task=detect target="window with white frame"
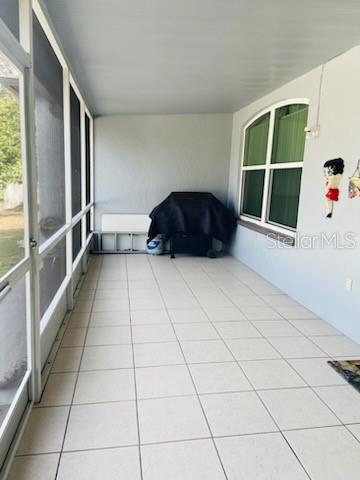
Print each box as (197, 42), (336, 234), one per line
(239, 101), (309, 233)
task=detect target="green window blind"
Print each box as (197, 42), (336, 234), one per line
(241, 170), (265, 219)
(271, 104), (308, 164)
(243, 113), (270, 166)
(268, 168), (302, 229)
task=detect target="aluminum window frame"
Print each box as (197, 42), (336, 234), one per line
(238, 98), (309, 237)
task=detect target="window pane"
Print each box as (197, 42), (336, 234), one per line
(0, 277), (27, 427)
(33, 14), (65, 244)
(241, 170), (265, 219)
(0, 0), (19, 40)
(268, 168), (302, 229)
(72, 220), (81, 261)
(70, 86), (81, 216)
(85, 114), (91, 205)
(0, 51), (24, 278)
(271, 104), (308, 164)
(243, 113), (269, 166)
(40, 238), (66, 317)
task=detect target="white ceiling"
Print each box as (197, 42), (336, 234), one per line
(43, 0), (360, 116)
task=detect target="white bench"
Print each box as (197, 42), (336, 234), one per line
(94, 214), (151, 252)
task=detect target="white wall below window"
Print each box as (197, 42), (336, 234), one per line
(94, 114), (232, 229)
(228, 46), (360, 342)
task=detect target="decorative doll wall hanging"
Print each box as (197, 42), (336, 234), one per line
(323, 158), (344, 218)
(349, 160), (360, 199)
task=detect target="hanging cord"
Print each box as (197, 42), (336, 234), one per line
(315, 63), (325, 127)
(305, 63), (324, 137)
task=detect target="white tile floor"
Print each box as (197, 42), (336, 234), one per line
(8, 254), (360, 480)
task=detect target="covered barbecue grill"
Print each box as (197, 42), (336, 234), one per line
(148, 192), (236, 257)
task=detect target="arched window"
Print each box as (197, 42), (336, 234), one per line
(240, 101), (309, 232)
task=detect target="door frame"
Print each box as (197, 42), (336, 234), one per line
(0, 0), (41, 470)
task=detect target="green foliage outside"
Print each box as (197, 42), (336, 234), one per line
(0, 84), (24, 277)
(0, 85), (21, 200)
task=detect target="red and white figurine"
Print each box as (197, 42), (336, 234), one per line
(323, 158), (344, 218)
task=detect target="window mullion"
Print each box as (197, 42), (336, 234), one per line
(237, 126), (247, 215)
(242, 165), (266, 171)
(270, 161), (303, 170)
(260, 109), (275, 224)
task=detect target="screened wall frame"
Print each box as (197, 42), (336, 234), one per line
(69, 75), (94, 270)
(238, 98), (309, 237)
(0, 1), (95, 476)
(0, 0), (39, 474)
(34, 0), (71, 328)
(33, 9), (93, 326)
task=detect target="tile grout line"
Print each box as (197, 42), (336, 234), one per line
(208, 260), (346, 361)
(230, 283), (347, 362)
(217, 266), (319, 480)
(209, 263), (360, 454)
(53, 256), (103, 480)
(56, 342), (333, 358)
(15, 422), (360, 459)
(171, 258), (306, 476)
(125, 255), (144, 480)
(174, 257), (313, 480)
(35, 380), (356, 410)
(80, 255), (360, 450)
(201, 261), (342, 371)
(59, 259), (358, 414)
(30, 255), (360, 477)
(49, 360), (352, 386)
(210, 265), (358, 473)
(146, 255), (230, 480)
(269, 353), (360, 446)
(217, 278), (360, 443)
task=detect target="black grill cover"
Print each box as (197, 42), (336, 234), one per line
(148, 192), (236, 243)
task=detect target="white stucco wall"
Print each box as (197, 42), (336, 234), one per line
(94, 113), (232, 229)
(228, 46), (360, 342)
